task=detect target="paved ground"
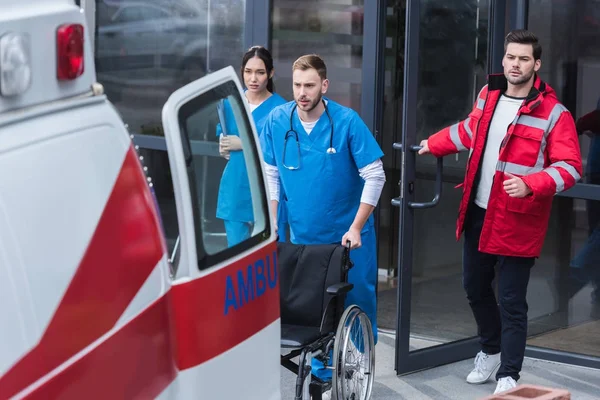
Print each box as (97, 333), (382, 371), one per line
(281, 332), (600, 400)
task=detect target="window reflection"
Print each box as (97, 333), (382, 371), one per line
(94, 0), (245, 137)
(179, 83), (269, 259)
(527, 199), (600, 358)
(270, 0), (364, 110)
(526, 0), (600, 358)
(417, 0), (488, 173)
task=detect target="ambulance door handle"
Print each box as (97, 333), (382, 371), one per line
(390, 143), (443, 209)
(169, 236), (180, 265)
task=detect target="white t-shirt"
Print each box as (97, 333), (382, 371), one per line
(299, 100), (327, 134)
(300, 120), (318, 134)
(474, 94), (524, 209)
(244, 93), (264, 112)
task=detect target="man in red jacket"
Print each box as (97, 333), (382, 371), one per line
(418, 30), (582, 394)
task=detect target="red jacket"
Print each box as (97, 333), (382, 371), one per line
(428, 74), (582, 257)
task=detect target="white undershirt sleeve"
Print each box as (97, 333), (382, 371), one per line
(358, 159), (386, 206)
(265, 158), (384, 205)
(264, 163), (280, 201)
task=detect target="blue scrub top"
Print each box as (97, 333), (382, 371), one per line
(216, 93), (286, 222)
(260, 98), (384, 244)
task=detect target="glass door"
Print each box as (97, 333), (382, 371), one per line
(391, 0), (491, 374)
(522, 0), (600, 365)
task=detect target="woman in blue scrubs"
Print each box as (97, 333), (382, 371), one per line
(217, 46), (287, 247)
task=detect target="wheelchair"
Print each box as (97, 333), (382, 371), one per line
(278, 242), (375, 400)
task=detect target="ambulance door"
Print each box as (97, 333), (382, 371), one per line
(160, 65), (273, 278)
(159, 66), (280, 400)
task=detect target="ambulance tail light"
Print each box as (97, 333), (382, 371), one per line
(56, 24), (84, 81)
(0, 33), (32, 96)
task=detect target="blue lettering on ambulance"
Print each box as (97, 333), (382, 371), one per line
(238, 266), (255, 305)
(255, 259), (266, 298)
(223, 250), (278, 315)
(267, 251), (277, 289)
(224, 276), (238, 314)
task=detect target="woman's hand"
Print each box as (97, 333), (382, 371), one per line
(219, 135), (230, 160)
(220, 135), (243, 152)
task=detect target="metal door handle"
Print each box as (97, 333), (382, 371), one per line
(391, 142), (443, 209)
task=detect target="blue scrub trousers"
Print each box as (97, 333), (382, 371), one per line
(224, 220), (253, 247)
(277, 199), (289, 242)
(311, 228), (378, 380)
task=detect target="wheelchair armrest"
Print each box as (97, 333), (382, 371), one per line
(327, 282), (353, 296)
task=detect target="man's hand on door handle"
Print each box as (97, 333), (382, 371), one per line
(418, 139), (430, 155)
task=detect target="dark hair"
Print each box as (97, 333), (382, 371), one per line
(504, 29), (542, 60)
(292, 54), (327, 80)
(241, 46), (275, 93)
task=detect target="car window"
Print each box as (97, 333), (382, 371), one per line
(113, 6), (145, 23)
(140, 5), (170, 20)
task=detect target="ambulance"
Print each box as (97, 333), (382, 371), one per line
(0, 0), (280, 398)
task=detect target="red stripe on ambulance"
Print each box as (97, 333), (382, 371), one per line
(171, 242), (280, 370)
(22, 293), (177, 400)
(0, 146), (166, 399)
(14, 245), (279, 399)
(1, 143), (280, 399)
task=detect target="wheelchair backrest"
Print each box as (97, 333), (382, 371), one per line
(277, 242), (347, 330)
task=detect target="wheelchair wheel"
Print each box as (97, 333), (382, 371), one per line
(332, 305), (375, 400)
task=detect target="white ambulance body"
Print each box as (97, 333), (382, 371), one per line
(0, 1), (280, 398)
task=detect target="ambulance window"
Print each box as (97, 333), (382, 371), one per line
(178, 81), (270, 269)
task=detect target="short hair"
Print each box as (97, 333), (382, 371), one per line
(292, 54), (327, 80)
(504, 29), (542, 60)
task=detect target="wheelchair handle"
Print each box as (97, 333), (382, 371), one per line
(342, 241), (353, 272)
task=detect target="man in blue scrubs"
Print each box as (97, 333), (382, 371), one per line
(260, 54), (386, 381)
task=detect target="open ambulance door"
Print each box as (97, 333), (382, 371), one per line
(161, 65), (274, 280)
(158, 66), (280, 400)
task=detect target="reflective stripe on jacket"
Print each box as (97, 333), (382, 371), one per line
(428, 74), (582, 257)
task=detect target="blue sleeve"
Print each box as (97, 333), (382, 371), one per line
(260, 112), (277, 166)
(349, 111), (384, 169)
(215, 99), (238, 137)
(215, 99), (226, 137)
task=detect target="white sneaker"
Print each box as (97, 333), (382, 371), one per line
(466, 351), (501, 384)
(320, 389), (331, 400)
(494, 377), (517, 394)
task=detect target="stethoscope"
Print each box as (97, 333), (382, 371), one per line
(282, 99), (335, 170)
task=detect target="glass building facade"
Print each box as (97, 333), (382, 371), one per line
(85, 0), (600, 374)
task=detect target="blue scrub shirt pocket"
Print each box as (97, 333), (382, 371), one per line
(322, 147), (352, 179)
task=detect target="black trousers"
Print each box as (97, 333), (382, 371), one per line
(463, 204), (535, 381)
